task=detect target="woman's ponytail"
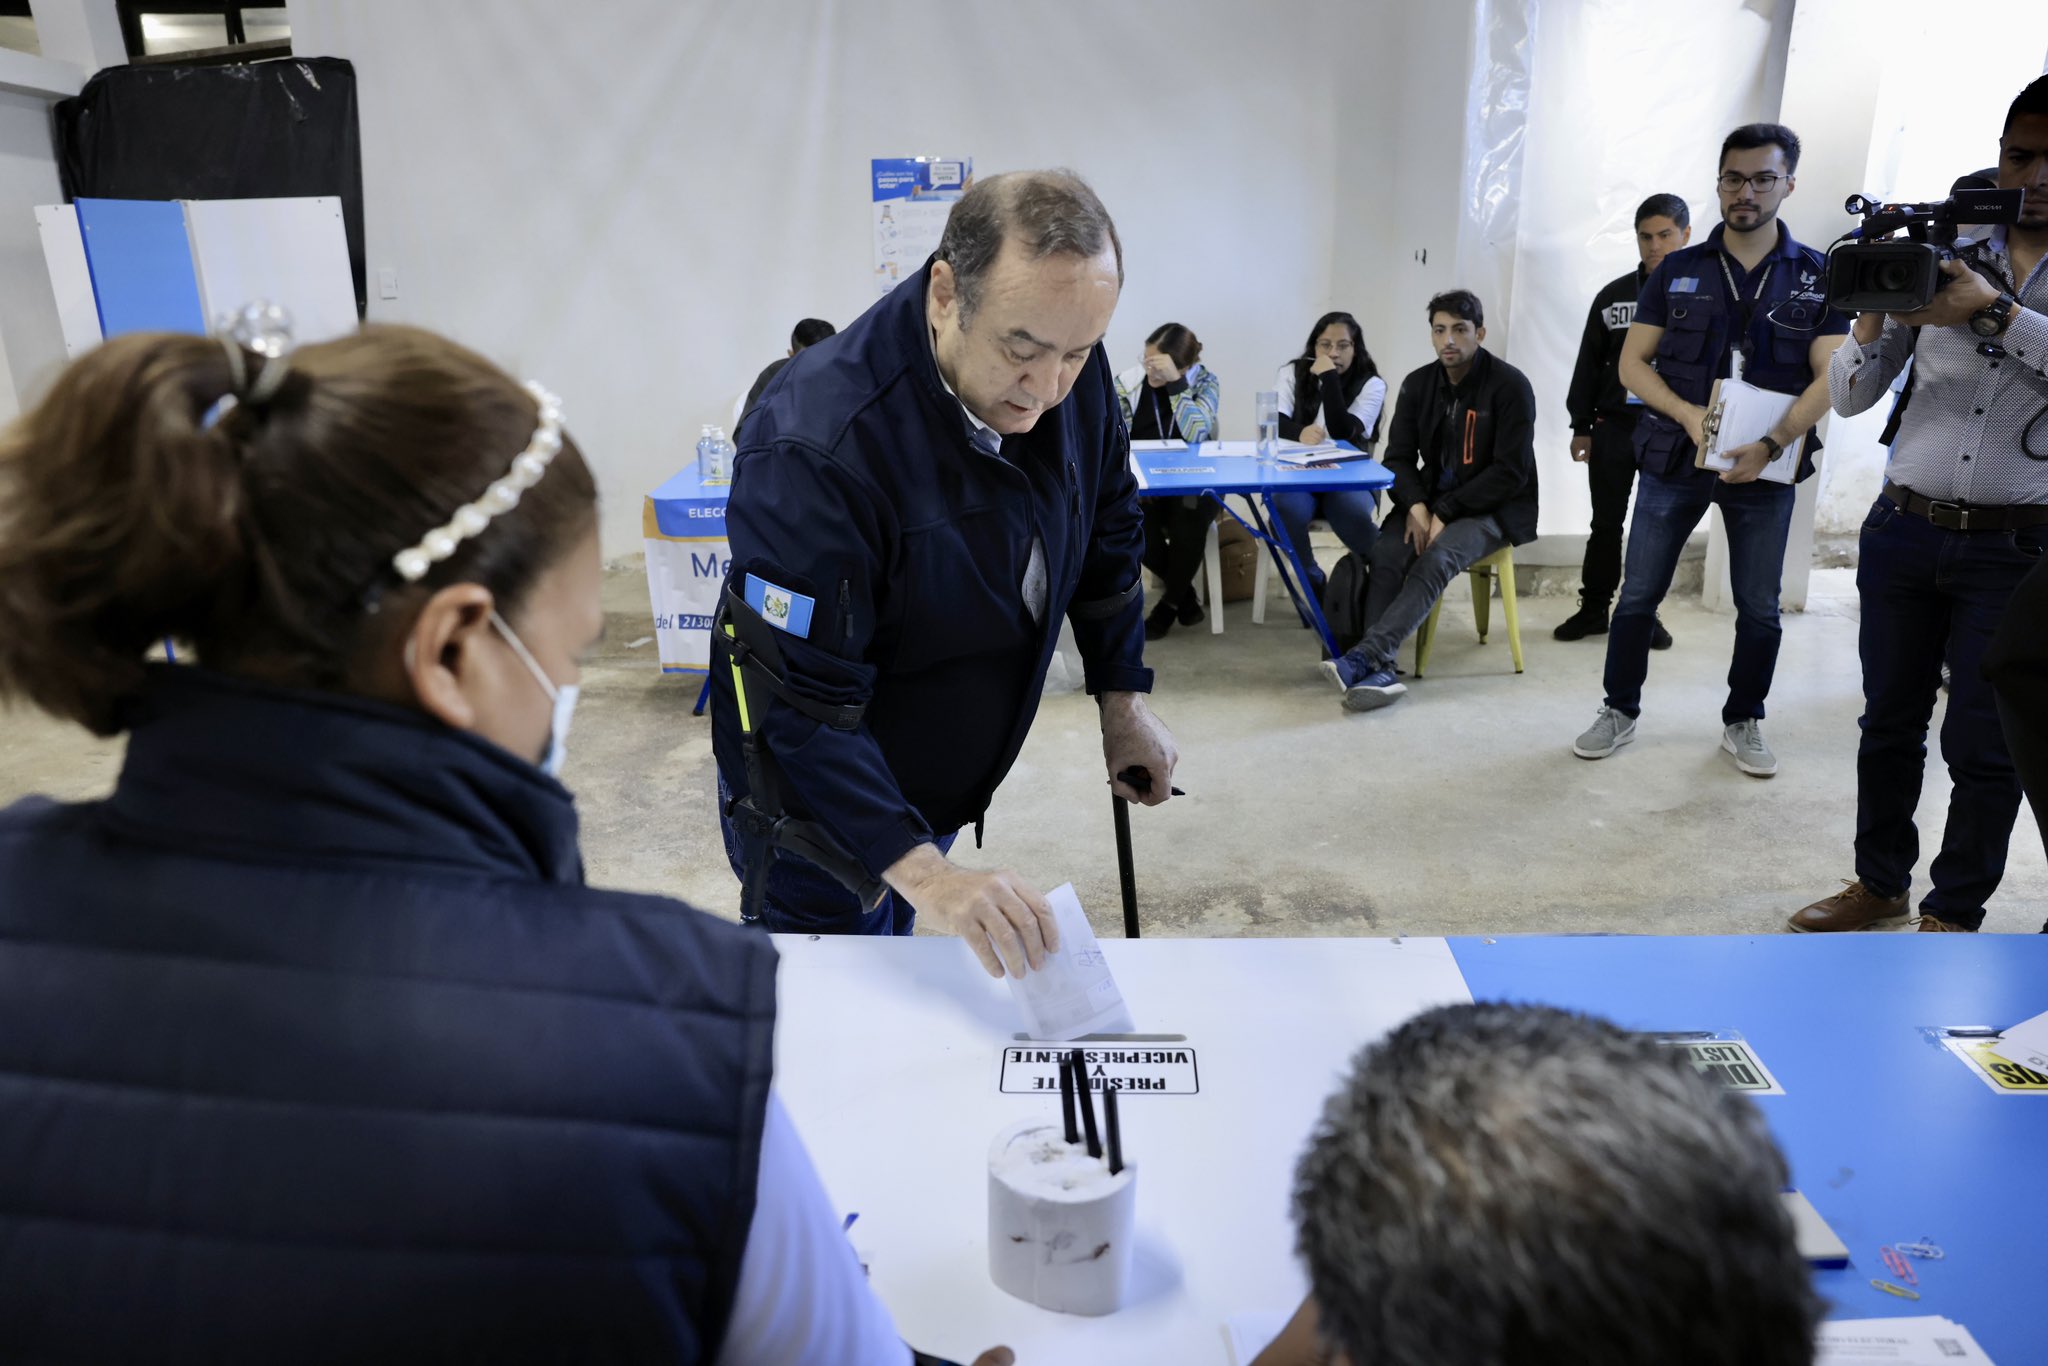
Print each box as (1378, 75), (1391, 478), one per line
(0, 333), (250, 735)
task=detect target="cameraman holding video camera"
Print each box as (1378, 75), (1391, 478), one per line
(1791, 76), (2048, 934)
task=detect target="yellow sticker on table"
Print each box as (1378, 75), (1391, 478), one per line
(1942, 1036), (2048, 1093)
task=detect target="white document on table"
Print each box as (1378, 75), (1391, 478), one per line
(1196, 440), (1260, 457)
(1275, 441), (1371, 465)
(1004, 883), (1135, 1041)
(1696, 373), (1804, 484)
(1129, 438), (1188, 452)
(1990, 1007), (2048, 1074)
(1815, 1316), (1998, 1364)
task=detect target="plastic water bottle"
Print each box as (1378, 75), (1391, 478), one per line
(696, 424), (717, 480)
(1255, 389), (1281, 463)
(708, 426), (735, 482)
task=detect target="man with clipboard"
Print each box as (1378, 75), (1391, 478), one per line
(1572, 124), (1849, 778)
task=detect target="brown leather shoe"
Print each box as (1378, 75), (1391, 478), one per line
(1916, 915), (1976, 933)
(1788, 880), (1911, 933)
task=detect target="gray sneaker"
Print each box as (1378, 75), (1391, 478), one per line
(1723, 719), (1778, 777)
(1572, 707), (1637, 759)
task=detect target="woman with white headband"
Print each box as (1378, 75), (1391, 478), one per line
(0, 314), (1008, 1366)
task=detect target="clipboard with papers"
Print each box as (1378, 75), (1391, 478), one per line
(1694, 355), (1804, 485)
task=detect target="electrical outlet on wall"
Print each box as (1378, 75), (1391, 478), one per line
(378, 267), (399, 300)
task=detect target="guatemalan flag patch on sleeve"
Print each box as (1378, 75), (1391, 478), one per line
(743, 573), (815, 638)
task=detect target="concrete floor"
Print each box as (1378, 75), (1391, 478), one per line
(5, 551), (2044, 937)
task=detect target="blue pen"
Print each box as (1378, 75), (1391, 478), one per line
(842, 1212), (859, 1233)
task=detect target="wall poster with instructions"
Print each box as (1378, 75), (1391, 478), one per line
(872, 157), (970, 297)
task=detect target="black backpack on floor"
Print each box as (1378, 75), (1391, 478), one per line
(1322, 552), (1371, 654)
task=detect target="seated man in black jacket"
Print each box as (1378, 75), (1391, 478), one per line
(1323, 290), (1539, 712)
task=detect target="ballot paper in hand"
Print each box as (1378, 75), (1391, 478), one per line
(1815, 1316), (1998, 1364)
(1004, 883), (1135, 1040)
(1696, 372), (1804, 484)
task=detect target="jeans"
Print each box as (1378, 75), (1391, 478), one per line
(1341, 513), (1509, 672)
(717, 773), (955, 935)
(1578, 414), (1641, 609)
(1603, 468), (1794, 722)
(1854, 497), (2042, 927)
(1142, 496), (1214, 609)
(1270, 490), (1381, 591)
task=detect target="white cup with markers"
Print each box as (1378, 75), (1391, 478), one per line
(987, 1046), (1136, 1316)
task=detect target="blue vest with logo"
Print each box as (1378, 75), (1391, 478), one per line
(1633, 224), (1835, 482)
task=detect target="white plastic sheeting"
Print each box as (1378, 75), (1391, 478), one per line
(1456, 0), (1534, 359)
(1504, 0), (1789, 538)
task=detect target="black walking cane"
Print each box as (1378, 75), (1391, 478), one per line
(1112, 791), (1140, 939)
(1112, 766), (1184, 939)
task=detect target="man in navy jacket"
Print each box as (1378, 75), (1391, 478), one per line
(713, 170), (1177, 976)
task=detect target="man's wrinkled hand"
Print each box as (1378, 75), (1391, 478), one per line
(1100, 692), (1178, 808)
(888, 849), (1058, 979)
(1570, 434), (1593, 463)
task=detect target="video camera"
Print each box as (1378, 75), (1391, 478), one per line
(1826, 186), (2027, 313)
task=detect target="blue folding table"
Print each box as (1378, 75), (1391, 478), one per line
(1450, 933), (2048, 1362)
(1132, 442), (1393, 658)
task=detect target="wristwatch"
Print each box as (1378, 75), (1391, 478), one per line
(1759, 434), (1784, 462)
(1970, 292), (2017, 337)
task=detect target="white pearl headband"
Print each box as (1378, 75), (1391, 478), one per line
(391, 380), (565, 583)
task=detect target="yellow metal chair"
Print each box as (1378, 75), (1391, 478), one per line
(1412, 546), (1524, 678)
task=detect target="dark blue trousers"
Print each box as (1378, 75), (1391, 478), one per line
(1855, 496), (2045, 928)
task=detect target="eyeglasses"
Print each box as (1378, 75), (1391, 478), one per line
(1718, 172), (1783, 193)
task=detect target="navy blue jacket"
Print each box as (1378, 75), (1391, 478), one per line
(0, 668), (776, 1364)
(1632, 222), (1847, 481)
(713, 259), (1151, 879)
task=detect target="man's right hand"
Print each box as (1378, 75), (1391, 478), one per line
(1851, 311), (1886, 347)
(885, 844), (1058, 979)
(1570, 433), (1593, 463)
(1404, 503), (1433, 553)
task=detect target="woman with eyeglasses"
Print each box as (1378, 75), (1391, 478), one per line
(1270, 311), (1388, 604)
(0, 321), (1009, 1365)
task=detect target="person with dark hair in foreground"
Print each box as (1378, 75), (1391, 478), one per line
(1253, 1003), (1820, 1366)
(1323, 290), (1539, 713)
(714, 169), (1177, 963)
(1556, 192), (1691, 648)
(0, 320), (1005, 1365)
(1117, 320), (1222, 638)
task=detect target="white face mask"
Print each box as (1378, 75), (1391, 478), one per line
(489, 610), (579, 778)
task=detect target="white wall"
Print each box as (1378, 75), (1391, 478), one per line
(1330, 1), (1474, 392)
(286, 0), (1477, 557)
(0, 84), (76, 419)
